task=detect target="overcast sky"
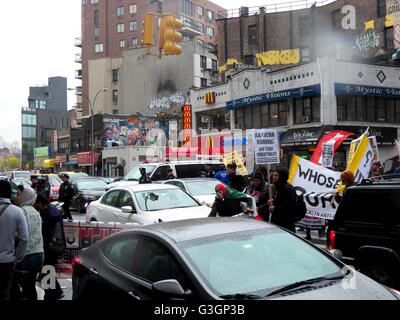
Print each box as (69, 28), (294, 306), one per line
(0, 0), (288, 146)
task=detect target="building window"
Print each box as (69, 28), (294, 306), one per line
(117, 23), (125, 33)
(119, 39), (125, 48)
(196, 5), (204, 17)
(207, 26), (214, 37)
(90, 0), (99, 4)
(129, 21), (138, 31)
(294, 97), (320, 124)
(94, 27), (100, 37)
(181, 0), (193, 16)
(200, 55), (207, 69)
(200, 78), (207, 88)
(94, 10), (99, 26)
(337, 96), (400, 123)
(207, 10), (214, 21)
(113, 90), (118, 106)
(130, 4), (137, 14)
(116, 6), (125, 16)
(195, 21), (204, 33)
(112, 69), (118, 82)
(132, 38), (138, 46)
(95, 43), (104, 53)
(299, 17), (310, 37)
(385, 27), (394, 50)
(181, 15), (193, 27)
(301, 48), (311, 62)
(211, 59), (218, 72)
(248, 25), (258, 44)
(378, 0), (386, 17)
(332, 9), (342, 31)
(244, 55), (254, 65)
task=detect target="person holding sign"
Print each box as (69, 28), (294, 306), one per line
(209, 184), (253, 217)
(268, 168), (297, 233)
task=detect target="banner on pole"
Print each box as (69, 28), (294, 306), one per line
(222, 151), (248, 176)
(254, 129), (280, 165)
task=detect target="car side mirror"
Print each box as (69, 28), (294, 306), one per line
(329, 249), (343, 261)
(121, 206), (136, 214)
(152, 279), (191, 297)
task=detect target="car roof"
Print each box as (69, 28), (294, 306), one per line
(120, 184), (179, 192)
(128, 218), (275, 243)
(164, 178), (220, 183)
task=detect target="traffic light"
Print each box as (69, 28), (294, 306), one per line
(163, 15), (183, 55)
(142, 14), (155, 54)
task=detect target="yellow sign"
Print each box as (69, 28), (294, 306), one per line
(386, 14), (394, 27)
(256, 49), (301, 66)
(222, 151), (248, 176)
(364, 19), (375, 31)
(218, 58), (240, 73)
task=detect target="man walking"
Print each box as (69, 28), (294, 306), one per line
(58, 174), (74, 222)
(0, 180), (28, 300)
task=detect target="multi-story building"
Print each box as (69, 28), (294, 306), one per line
(21, 77), (70, 167)
(79, 0), (225, 116)
(217, 0), (397, 69)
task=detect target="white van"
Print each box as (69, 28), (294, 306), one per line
(106, 160), (225, 190)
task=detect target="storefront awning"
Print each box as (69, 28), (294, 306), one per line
(280, 127), (325, 147)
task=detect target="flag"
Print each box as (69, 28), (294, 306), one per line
(310, 131), (354, 165)
(336, 132), (373, 194)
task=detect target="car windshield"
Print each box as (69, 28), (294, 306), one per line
(77, 180), (108, 190)
(179, 229), (341, 297)
(134, 188), (199, 211)
(124, 165), (157, 181)
(14, 172), (30, 179)
(186, 180), (220, 196)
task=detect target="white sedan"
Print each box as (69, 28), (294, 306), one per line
(86, 184), (211, 225)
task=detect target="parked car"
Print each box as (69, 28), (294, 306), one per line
(86, 184), (210, 224)
(331, 178), (400, 289)
(72, 218), (400, 300)
(8, 170), (31, 186)
(162, 178), (229, 206)
(106, 161), (225, 190)
(59, 171), (89, 183)
(71, 177), (108, 213)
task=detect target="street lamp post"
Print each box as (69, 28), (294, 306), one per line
(68, 87), (107, 176)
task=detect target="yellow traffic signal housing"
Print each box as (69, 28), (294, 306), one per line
(142, 14), (155, 52)
(163, 15), (183, 55)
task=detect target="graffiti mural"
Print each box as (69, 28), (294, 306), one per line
(103, 116), (169, 147)
(148, 92), (189, 110)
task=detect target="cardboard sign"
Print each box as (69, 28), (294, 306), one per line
(222, 151), (248, 176)
(254, 129), (280, 165)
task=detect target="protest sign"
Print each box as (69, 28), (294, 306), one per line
(368, 136), (380, 162)
(254, 129), (280, 165)
(321, 143), (334, 168)
(222, 151), (248, 176)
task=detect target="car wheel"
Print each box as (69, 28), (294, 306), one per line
(363, 264), (396, 288)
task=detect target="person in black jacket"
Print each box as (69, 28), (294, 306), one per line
(36, 176), (51, 200)
(138, 168), (152, 184)
(209, 184), (253, 217)
(268, 167), (297, 232)
(58, 174), (74, 222)
(34, 194), (65, 300)
(247, 173), (269, 221)
(227, 163), (246, 192)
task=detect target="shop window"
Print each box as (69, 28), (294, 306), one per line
(235, 109), (244, 129)
(253, 104), (261, 128)
(356, 97), (366, 121)
(261, 103), (270, 127)
(366, 97), (375, 121)
(386, 99), (395, 121)
(376, 98), (386, 121)
(312, 97), (320, 122)
(278, 101), (288, 126)
(347, 97), (357, 121)
(396, 100), (400, 123)
(244, 106), (253, 129)
(270, 103), (279, 127)
(294, 98), (304, 124)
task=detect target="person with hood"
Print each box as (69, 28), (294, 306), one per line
(209, 183), (253, 217)
(11, 186), (44, 300)
(139, 168), (152, 184)
(268, 167), (297, 232)
(247, 173), (269, 221)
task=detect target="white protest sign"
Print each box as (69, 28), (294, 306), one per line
(254, 129), (280, 165)
(368, 136), (379, 162)
(289, 155), (342, 220)
(321, 143), (334, 168)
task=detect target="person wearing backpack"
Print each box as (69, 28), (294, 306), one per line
(34, 194), (66, 301)
(268, 167), (298, 233)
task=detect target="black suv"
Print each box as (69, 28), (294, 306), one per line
(331, 179), (400, 289)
